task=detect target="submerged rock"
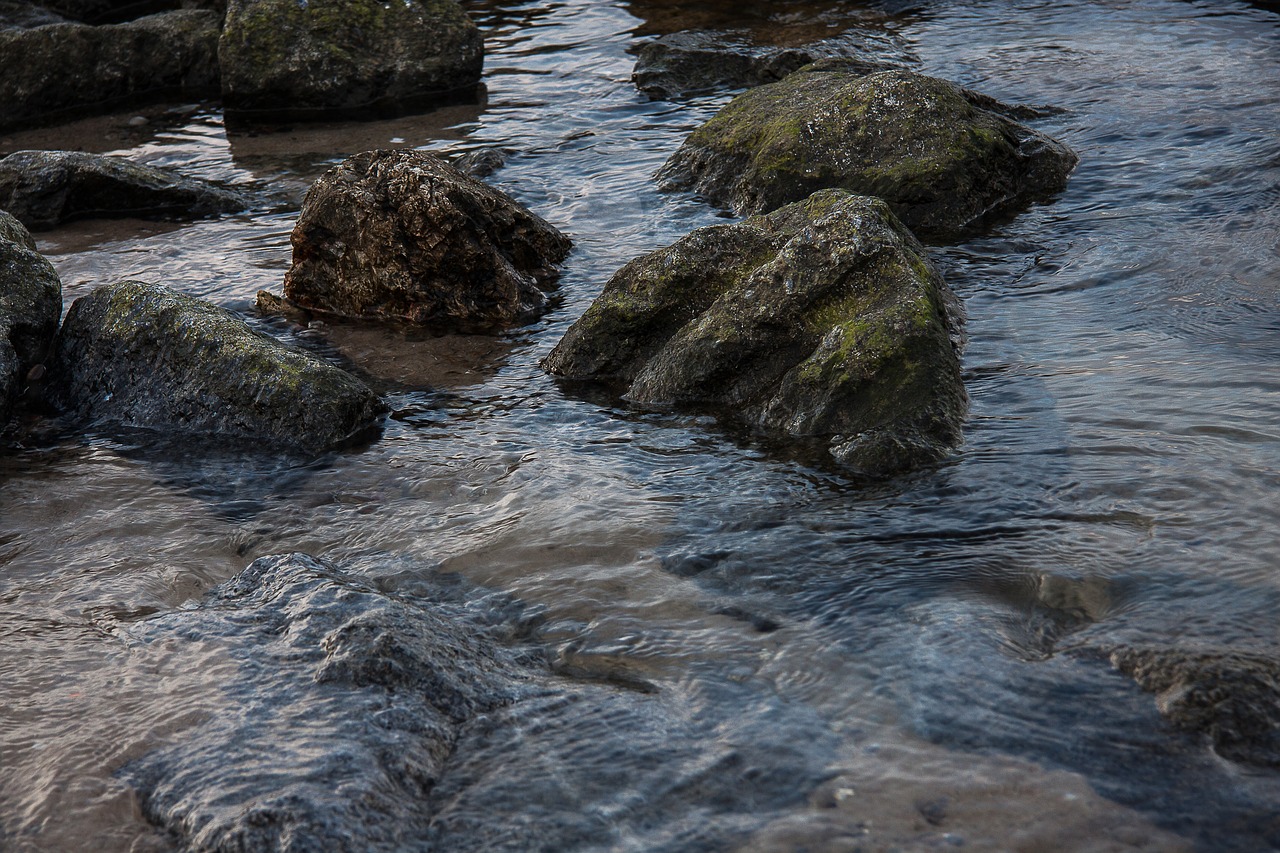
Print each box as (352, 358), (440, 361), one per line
(1109, 646), (1280, 769)
(0, 150), (250, 230)
(632, 28), (914, 100)
(47, 280), (384, 453)
(0, 9), (220, 132)
(657, 69), (1078, 236)
(279, 149), (572, 330)
(0, 212), (61, 427)
(544, 189), (966, 477)
(218, 0), (483, 118)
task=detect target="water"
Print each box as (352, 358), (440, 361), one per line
(2, 0), (1279, 849)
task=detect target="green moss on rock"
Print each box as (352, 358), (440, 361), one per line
(657, 69), (1078, 237)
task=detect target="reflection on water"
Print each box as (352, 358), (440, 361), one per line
(3, 0), (1280, 849)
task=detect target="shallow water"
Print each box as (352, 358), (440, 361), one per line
(2, 0), (1279, 849)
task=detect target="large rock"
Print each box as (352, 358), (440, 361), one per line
(657, 68), (1078, 236)
(544, 189), (966, 477)
(632, 29), (914, 100)
(219, 0), (483, 118)
(0, 211), (61, 427)
(278, 149), (572, 330)
(0, 150), (250, 230)
(0, 9), (220, 132)
(47, 280), (385, 453)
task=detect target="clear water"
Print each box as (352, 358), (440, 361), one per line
(2, 0), (1279, 849)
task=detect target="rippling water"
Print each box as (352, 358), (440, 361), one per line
(2, 0), (1279, 849)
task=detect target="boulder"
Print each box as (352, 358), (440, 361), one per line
(1109, 646), (1280, 769)
(0, 150), (250, 230)
(278, 149), (572, 330)
(47, 280), (385, 453)
(0, 211), (61, 427)
(218, 0), (483, 118)
(657, 69), (1078, 236)
(543, 189), (966, 477)
(0, 9), (220, 132)
(632, 28), (914, 100)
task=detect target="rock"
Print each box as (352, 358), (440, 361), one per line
(1109, 646), (1280, 769)
(218, 0), (484, 118)
(543, 189), (966, 477)
(657, 69), (1079, 236)
(632, 28), (915, 100)
(47, 280), (385, 453)
(449, 147), (506, 179)
(0, 9), (220, 132)
(0, 212), (61, 427)
(280, 149), (572, 330)
(0, 150), (250, 230)
(0, 1), (70, 27)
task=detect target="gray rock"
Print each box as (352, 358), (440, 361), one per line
(632, 28), (915, 100)
(0, 212), (61, 427)
(657, 69), (1079, 237)
(0, 9), (220, 132)
(543, 189), (966, 477)
(279, 149), (572, 330)
(218, 0), (483, 118)
(47, 280), (385, 453)
(0, 150), (250, 230)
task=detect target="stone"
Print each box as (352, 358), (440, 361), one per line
(657, 69), (1078, 237)
(0, 9), (220, 132)
(0, 211), (61, 427)
(543, 189), (966, 477)
(632, 28), (914, 100)
(218, 0), (483, 118)
(280, 149), (572, 330)
(47, 280), (385, 453)
(0, 150), (250, 230)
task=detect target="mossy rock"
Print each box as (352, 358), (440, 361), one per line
(657, 69), (1078, 237)
(219, 0), (483, 117)
(47, 280), (385, 453)
(0, 214), (62, 427)
(544, 189), (965, 477)
(0, 150), (250, 230)
(0, 9), (220, 132)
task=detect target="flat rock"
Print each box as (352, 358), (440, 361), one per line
(219, 0), (483, 118)
(0, 211), (61, 427)
(280, 149), (572, 330)
(0, 149), (250, 230)
(544, 189), (966, 477)
(47, 280), (384, 453)
(657, 68), (1078, 237)
(632, 28), (915, 100)
(0, 9), (220, 132)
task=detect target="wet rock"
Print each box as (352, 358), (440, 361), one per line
(0, 150), (250, 230)
(218, 0), (484, 118)
(632, 28), (914, 100)
(0, 212), (61, 426)
(450, 147), (507, 179)
(0, 9), (220, 132)
(1109, 646), (1280, 769)
(279, 149), (572, 330)
(657, 69), (1078, 237)
(544, 189), (966, 477)
(47, 280), (385, 453)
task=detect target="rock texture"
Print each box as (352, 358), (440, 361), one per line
(632, 28), (914, 100)
(219, 0), (483, 117)
(657, 69), (1078, 236)
(0, 9), (220, 132)
(544, 189), (966, 476)
(280, 149), (572, 330)
(47, 280), (384, 453)
(0, 150), (250, 230)
(0, 211), (61, 427)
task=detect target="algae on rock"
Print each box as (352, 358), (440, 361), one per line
(657, 69), (1078, 237)
(544, 189), (966, 477)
